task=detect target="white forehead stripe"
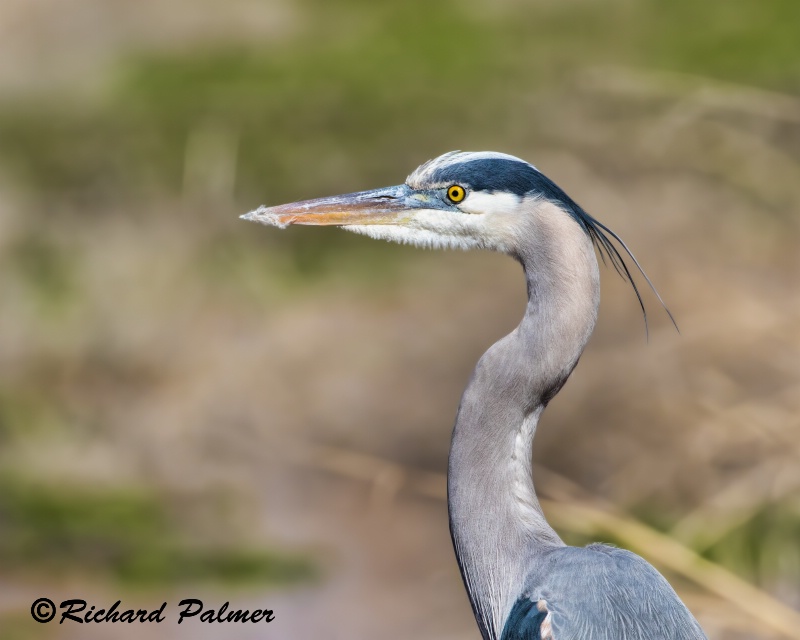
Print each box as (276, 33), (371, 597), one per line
(406, 151), (537, 189)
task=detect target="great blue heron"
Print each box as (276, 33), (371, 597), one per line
(242, 151), (707, 640)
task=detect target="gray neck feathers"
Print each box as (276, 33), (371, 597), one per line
(447, 200), (601, 640)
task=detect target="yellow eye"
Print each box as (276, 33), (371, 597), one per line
(447, 184), (466, 203)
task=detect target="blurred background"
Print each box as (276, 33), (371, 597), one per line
(0, 0), (799, 638)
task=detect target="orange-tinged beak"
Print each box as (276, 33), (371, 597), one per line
(241, 184), (428, 228)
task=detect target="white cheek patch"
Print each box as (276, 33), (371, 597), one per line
(459, 191), (521, 217)
(410, 208), (485, 238)
(459, 191), (526, 252)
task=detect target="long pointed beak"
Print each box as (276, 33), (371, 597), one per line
(241, 184), (422, 229)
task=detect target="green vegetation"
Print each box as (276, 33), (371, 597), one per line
(0, 0), (795, 284)
(640, 0), (800, 87)
(0, 392), (56, 444)
(0, 474), (313, 587)
(705, 502), (800, 587)
(4, 233), (78, 312)
(567, 500), (800, 590)
(0, 0), (798, 208)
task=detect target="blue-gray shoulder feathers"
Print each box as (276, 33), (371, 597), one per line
(502, 545), (707, 640)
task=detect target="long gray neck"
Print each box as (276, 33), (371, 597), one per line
(448, 203), (600, 640)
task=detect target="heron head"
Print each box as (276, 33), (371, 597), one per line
(242, 150), (675, 332)
(241, 151), (595, 254)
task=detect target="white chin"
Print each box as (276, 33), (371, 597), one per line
(343, 224), (482, 251)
